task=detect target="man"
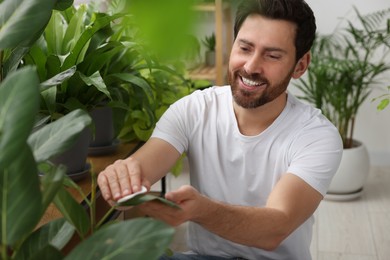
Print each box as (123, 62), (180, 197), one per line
(98, 0), (343, 259)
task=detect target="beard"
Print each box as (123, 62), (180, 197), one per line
(228, 67), (294, 109)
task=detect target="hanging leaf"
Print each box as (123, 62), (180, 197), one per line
(0, 144), (42, 246)
(65, 218), (175, 260)
(14, 218), (75, 260)
(28, 109), (92, 163)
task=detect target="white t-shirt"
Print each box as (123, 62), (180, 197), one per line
(152, 86), (342, 260)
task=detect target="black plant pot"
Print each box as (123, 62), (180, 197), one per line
(88, 106), (119, 156)
(50, 127), (91, 181)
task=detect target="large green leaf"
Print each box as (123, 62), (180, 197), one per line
(28, 109), (92, 163)
(65, 218), (175, 260)
(0, 144), (42, 246)
(54, 187), (90, 237)
(0, 0), (55, 49)
(0, 67), (39, 169)
(14, 218), (74, 260)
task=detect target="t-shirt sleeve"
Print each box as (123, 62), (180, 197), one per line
(151, 97), (190, 155)
(287, 121), (343, 196)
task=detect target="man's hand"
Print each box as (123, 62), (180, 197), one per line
(137, 185), (204, 227)
(97, 157), (151, 206)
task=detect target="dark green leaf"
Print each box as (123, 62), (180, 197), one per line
(40, 66), (77, 92)
(54, 0), (74, 11)
(0, 0), (55, 49)
(54, 187), (90, 237)
(0, 67), (40, 168)
(79, 71), (112, 99)
(0, 144), (42, 246)
(28, 109), (92, 163)
(110, 73), (154, 102)
(62, 13), (124, 70)
(14, 218), (74, 260)
(40, 164), (66, 212)
(65, 218), (175, 260)
(117, 193), (181, 209)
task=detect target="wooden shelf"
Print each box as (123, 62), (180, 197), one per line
(190, 0), (232, 85)
(189, 64), (227, 82)
(193, 2), (231, 12)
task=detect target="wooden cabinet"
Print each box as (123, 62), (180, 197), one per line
(190, 0), (233, 85)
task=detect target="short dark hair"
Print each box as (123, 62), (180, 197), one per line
(234, 0), (316, 61)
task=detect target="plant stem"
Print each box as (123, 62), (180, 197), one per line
(90, 171), (97, 234)
(95, 206), (116, 230)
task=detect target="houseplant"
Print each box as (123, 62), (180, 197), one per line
(1, 0), (176, 259)
(202, 32), (216, 66)
(294, 7), (390, 200)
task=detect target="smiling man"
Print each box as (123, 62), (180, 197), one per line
(98, 0), (343, 259)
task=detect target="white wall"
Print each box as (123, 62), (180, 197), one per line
(299, 1), (390, 166)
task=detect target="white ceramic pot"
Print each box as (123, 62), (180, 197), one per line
(326, 140), (370, 201)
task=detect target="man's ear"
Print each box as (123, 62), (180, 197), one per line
(292, 52), (311, 79)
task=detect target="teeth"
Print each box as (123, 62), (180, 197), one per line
(242, 77), (261, 86)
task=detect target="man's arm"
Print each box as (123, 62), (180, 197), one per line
(97, 137), (181, 203)
(138, 173), (323, 251)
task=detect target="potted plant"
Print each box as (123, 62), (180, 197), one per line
(202, 32), (216, 66)
(294, 7), (390, 200)
(1, 0), (176, 259)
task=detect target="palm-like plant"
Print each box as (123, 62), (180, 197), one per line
(295, 7), (390, 148)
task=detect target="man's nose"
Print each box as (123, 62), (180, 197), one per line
(243, 54), (264, 75)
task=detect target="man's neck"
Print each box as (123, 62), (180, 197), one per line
(233, 92), (288, 136)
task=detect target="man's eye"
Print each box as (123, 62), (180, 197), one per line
(267, 54), (281, 60)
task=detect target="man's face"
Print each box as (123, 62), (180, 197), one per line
(229, 14), (299, 109)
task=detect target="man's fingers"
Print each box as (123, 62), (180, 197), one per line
(127, 157), (142, 193)
(97, 173), (112, 201)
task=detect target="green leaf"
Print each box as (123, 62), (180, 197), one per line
(377, 98), (390, 111)
(28, 109), (92, 163)
(62, 5), (87, 54)
(65, 218), (175, 260)
(0, 144), (42, 246)
(54, 0), (74, 11)
(117, 193), (181, 209)
(62, 13), (124, 70)
(14, 218), (74, 260)
(40, 164), (66, 212)
(0, 0), (55, 49)
(45, 11), (66, 55)
(40, 66), (77, 92)
(79, 71), (112, 99)
(110, 73), (154, 102)
(0, 67), (40, 169)
(54, 187), (90, 237)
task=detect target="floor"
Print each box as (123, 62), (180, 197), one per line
(158, 161), (390, 260)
